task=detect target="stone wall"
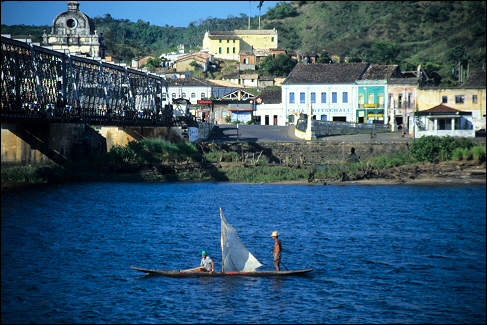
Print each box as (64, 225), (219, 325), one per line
(203, 141), (410, 165)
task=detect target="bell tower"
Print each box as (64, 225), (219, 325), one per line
(42, 1), (106, 58)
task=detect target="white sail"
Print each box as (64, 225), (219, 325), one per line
(220, 207), (263, 273)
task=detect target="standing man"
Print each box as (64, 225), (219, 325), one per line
(271, 231), (282, 271)
(198, 250), (214, 274)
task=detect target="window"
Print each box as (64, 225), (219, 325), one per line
(359, 94), (364, 105)
(233, 47), (236, 53)
(342, 92), (348, 103)
(368, 93), (374, 104)
(271, 37), (274, 42)
(226, 48), (229, 54)
(288, 115), (295, 123)
(311, 92), (316, 104)
(455, 95), (465, 104)
(219, 40), (222, 43)
(289, 92), (295, 104)
(321, 92), (326, 103)
(201, 93), (206, 98)
(191, 93), (196, 98)
(442, 96), (448, 103)
(172, 93), (176, 98)
(300, 92), (305, 104)
(321, 115), (327, 121)
(332, 92), (337, 103)
(378, 94), (384, 107)
(182, 93), (186, 98)
(219, 47), (222, 54)
(473, 95), (478, 103)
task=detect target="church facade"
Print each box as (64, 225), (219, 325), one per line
(42, 1), (106, 58)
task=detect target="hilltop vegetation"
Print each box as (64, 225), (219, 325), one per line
(2, 1), (485, 85)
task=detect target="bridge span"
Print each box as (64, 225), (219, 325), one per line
(1, 36), (187, 127)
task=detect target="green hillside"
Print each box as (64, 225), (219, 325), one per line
(2, 1), (485, 86)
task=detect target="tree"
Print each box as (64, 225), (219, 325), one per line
(258, 54), (297, 77)
(371, 41), (401, 64)
(189, 60), (200, 70)
(316, 51), (334, 64)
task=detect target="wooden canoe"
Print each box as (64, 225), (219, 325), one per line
(131, 266), (313, 277)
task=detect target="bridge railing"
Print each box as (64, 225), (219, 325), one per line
(1, 36), (174, 126)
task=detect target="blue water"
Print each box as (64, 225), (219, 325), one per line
(2, 182), (486, 324)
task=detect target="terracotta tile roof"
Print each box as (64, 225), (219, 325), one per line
(361, 64), (401, 80)
(419, 104), (462, 114)
(283, 63), (370, 84)
(258, 88), (282, 104)
(464, 70), (486, 87)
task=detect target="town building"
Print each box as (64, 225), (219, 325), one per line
(202, 29), (278, 61)
(413, 104), (475, 138)
(416, 70), (486, 131)
(282, 63), (370, 125)
(253, 88), (283, 125)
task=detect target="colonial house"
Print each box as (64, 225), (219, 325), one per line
(387, 65), (429, 131)
(239, 48), (270, 70)
(164, 77), (213, 118)
(257, 75), (275, 88)
(356, 64), (403, 125)
(158, 44), (187, 69)
(174, 52), (213, 72)
(417, 70), (486, 131)
(202, 29), (278, 61)
(222, 73), (259, 88)
(282, 63), (370, 125)
(412, 104), (475, 138)
(253, 88), (284, 125)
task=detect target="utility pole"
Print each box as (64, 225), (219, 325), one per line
(248, 1), (251, 30)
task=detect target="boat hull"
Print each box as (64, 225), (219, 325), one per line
(131, 266), (313, 277)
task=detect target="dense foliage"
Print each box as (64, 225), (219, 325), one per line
(2, 1), (485, 84)
(258, 53), (297, 76)
(409, 136), (482, 163)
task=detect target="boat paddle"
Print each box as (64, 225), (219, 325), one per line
(280, 261), (289, 271)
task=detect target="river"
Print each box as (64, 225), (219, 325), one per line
(2, 182), (485, 323)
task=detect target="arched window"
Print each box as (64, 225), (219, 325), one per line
(191, 93), (196, 98)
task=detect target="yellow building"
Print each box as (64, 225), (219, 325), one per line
(417, 87), (486, 131)
(202, 29), (278, 61)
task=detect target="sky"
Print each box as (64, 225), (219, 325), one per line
(1, 1), (280, 28)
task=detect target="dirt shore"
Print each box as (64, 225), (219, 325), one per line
(2, 160), (485, 191)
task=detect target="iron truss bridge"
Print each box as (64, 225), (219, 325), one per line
(1, 36), (177, 127)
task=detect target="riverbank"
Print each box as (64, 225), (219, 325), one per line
(2, 160), (485, 192)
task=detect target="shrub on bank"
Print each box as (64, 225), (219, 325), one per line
(409, 136), (477, 163)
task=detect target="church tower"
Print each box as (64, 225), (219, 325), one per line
(42, 1), (106, 58)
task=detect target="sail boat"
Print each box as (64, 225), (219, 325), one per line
(131, 208), (313, 277)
